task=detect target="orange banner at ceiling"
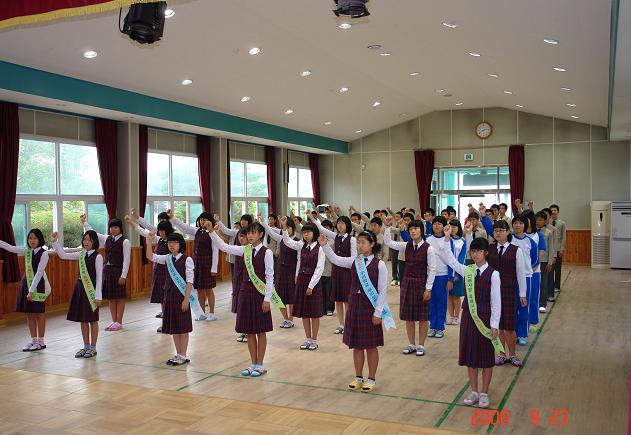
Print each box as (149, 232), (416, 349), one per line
(0, 0), (162, 30)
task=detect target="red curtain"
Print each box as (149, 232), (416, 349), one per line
(265, 146), (276, 214)
(414, 149), (434, 213)
(0, 101), (20, 282)
(196, 135), (212, 211)
(95, 118), (118, 219)
(309, 154), (321, 205)
(508, 145), (525, 216)
(138, 125), (148, 264)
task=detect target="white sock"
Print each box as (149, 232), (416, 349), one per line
(366, 378), (376, 385)
(355, 376), (364, 382)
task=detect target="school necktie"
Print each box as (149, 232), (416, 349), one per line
(414, 244), (419, 252)
(364, 257), (368, 264)
(305, 246), (310, 253)
(498, 245), (504, 259)
(552, 220), (556, 227)
(476, 269), (480, 279)
(252, 248), (257, 257)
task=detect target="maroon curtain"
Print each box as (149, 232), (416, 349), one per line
(309, 154), (321, 205)
(196, 135), (212, 211)
(508, 145), (525, 216)
(414, 149), (434, 213)
(265, 146), (276, 214)
(95, 118), (118, 219)
(138, 125), (148, 264)
(0, 101), (20, 282)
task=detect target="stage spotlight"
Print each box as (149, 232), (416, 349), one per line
(333, 0), (370, 18)
(122, 1), (167, 44)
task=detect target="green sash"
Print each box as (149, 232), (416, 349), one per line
(79, 250), (98, 312)
(243, 244), (285, 309)
(464, 265), (504, 354)
(24, 248), (51, 302)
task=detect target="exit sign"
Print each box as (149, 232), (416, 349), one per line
(464, 153), (474, 161)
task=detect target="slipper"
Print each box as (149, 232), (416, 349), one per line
(495, 355), (507, 366)
(251, 367), (267, 377)
(241, 366), (255, 376)
(348, 379), (363, 391)
(509, 356), (523, 367)
(360, 382), (375, 393)
(334, 326), (344, 334)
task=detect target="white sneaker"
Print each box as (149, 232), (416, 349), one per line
(446, 317), (453, 325)
(464, 391), (480, 406)
(478, 393), (490, 408)
(395, 281), (400, 286)
(390, 280), (397, 286)
(539, 306), (547, 313)
(206, 314), (218, 321)
(195, 314), (207, 321)
(554, 288), (560, 293)
(453, 317), (460, 325)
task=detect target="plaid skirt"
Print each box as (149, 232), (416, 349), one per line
(235, 287), (273, 334)
(343, 291), (384, 349)
(150, 263), (167, 304)
(330, 266), (351, 303)
(399, 276), (429, 321)
(276, 263), (297, 305)
(458, 310), (495, 368)
(293, 274), (323, 318)
(499, 286), (517, 331)
(15, 277), (46, 314)
(161, 288), (192, 335)
(193, 255), (216, 289)
(102, 265), (127, 300)
(67, 282), (99, 323)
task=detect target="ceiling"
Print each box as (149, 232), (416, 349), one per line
(0, 0), (613, 144)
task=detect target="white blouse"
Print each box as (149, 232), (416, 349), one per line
(170, 217), (219, 274)
(136, 216), (156, 233)
(281, 230), (325, 290)
(150, 253), (194, 284)
(313, 218), (357, 257)
(82, 222), (131, 278)
(131, 223), (160, 244)
(383, 227), (437, 290)
(0, 241), (49, 294)
(53, 240), (103, 300)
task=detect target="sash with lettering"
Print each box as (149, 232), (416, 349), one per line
(464, 265), (505, 354)
(355, 255), (396, 330)
(242, 244), (285, 309)
(24, 248), (52, 302)
(166, 255), (205, 319)
(79, 251), (97, 312)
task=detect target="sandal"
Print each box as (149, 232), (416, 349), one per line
(434, 330), (444, 339)
(241, 366), (255, 376)
(155, 312), (163, 318)
(509, 356), (523, 367)
(427, 329), (436, 337)
(83, 349), (97, 358)
(251, 366), (267, 377)
(156, 327), (162, 333)
(307, 341), (319, 351)
(348, 378), (363, 391)
(495, 355), (507, 366)
(75, 348), (87, 358)
(236, 334), (247, 343)
(360, 382), (375, 393)
(402, 345), (416, 355)
(334, 326), (344, 334)
(167, 357), (178, 366)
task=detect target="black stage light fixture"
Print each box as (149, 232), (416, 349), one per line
(122, 1), (167, 44)
(333, 0), (370, 18)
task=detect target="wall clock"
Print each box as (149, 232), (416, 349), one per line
(475, 121), (493, 139)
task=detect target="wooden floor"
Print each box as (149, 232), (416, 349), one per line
(0, 265), (628, 434)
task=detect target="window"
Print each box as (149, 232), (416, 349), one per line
(287, 166), (313, 220)
(230, 160), (268, 223)
(430, 166), (511, 220)
(13, 137), (105, 248)
(146, 151), (202, 231)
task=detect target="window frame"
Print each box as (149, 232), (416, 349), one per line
(229, 158), (268, 222)
(15, 134), (106, 247)
(287, 165), (314, 220)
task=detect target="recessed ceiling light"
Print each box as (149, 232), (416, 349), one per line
(284, 109), (294, 114)
(443, 94), (453, 97)
(240, 96), (250, 102)
(355, 130), (363, 134)
(339, 87), (349, 93)
(515, 104), (524, 108)
(372, 101), (381, 107)
(164, 9), (175, 18)
(553, 67), (567, 72)
(544, 38), (559, 45)
(571, 115), (580, 119)
(367, 44), (382, 50)
(379, 52), (392, 56)
(249, 47), (261, 55)
(339, 23), (352, 29)
(503, 90), (513, 95)
(487, 73), (499, 78)
(468, 52), (481, 57)
(435, 89), (445, 93)
(455, 102), (464, 106)
(181, 79), (193, 86)
(409, 72), (421, 76)
(324, 121), (333, 125)
(561, 87), (573, 91)
(566, 103), (576, 107)
(83, 50), (97, 59)
(442, 21), (457, 28)
(301, 70), (312, 77)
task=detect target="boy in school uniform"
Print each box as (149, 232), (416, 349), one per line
(425, 216), (450, 338)
(320, 219), (335, 316)
(536, 211), (556, 313)
(387, 211), (403, 285)
(549, 205), (566, 296)
(423, 208), (436, 236)
(498, 203), (512, 224)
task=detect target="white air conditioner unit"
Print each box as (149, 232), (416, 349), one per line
(590, 201), (611, 268)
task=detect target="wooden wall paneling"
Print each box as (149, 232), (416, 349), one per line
(564, 230), (591, 265)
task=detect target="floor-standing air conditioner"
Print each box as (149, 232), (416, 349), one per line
(611, 201), (631, 269)
(590, 201), (611, 268)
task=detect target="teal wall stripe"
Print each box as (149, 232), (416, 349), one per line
(0, 60), (348, 153)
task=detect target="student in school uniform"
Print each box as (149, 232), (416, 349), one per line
(265, 214), (280, 271)
(232, 228), (249, 342)
(438, 226), (501, 409)
(536, 211), (556, 313)
(52, 230), (103, 358)
(281, 218), (325, 350)
(388, 211), (403, 286)
(499, 203), (512, 224)
(226, 222), (241, 278)
(319, 230), (393, 393)
(424, 216), (451, 338)
(446, 220), (466, 325)
(490, 204), (500, 222)
(209, 221), (274, 377)
(320, 219), (335, 316)
(464, 212), (489, 265)
(523, 210), (546, 333)
(549, 205), (566, 296)
(126, 215), (175, 332)
(0, 229), (50, 351)
(369, 217), (385, 260)
(260, 214), (298, 328)
(215, 214), (253, 275)
(81, 215), (130, 331)
(384, 217), (436, 356)
(312, 214), (356, 334)
(542, 207), (558, 303)
(441, 209), (450, 219)
(485, 219), (528, 367)
(423, 208), (436, 236)
(169, 210), (219, 321)
(145, 231), (194, 365)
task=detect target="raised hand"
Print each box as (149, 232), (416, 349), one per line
(527, 200), (534, 210)
(443, 224), (452, 239)
(385, 215), (393, 226)
(147, 232), (156, 240)
(467, 203), (474, 212)
(166, 209), (174, 218)
(79, 214), (87, 223)
(464, 221), (473, 233)
(203, 220), (214, 231)
(317, 234), (328, 246)
(478, 202), (486, 214)
(51, 232), (58, 243)
(213, 213), (221, 223)
(131, 208), (139, 219)
(257, 212), (263, 222)
(124, 215), (133, 224)
(280, 216), (288, 228)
